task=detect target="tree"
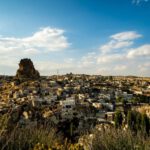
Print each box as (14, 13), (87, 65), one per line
(114, 111), (123, 128)
(116, 96), (122, 103)
(136, 112), (142, 131)
(127, 111), (137, 131)
(127, 111), (132, 129)
(109, 76), (113, 81)
(127, 110), (150, 135)
(141, 114), (150, 135)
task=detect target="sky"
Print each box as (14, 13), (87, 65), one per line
(0, 0), (150, 76)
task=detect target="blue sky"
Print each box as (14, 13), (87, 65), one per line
(0, 0), (150, 76)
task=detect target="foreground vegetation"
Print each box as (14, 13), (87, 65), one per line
(91, 128), (150, 150)
(0, 112), (150, 150)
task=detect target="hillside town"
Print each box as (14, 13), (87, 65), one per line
(0, 59), (150, 134)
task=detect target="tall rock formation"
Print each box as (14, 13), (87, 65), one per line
(16, 58), (40, 79)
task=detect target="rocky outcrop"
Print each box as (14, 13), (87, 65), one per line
(16, 58), (40, 79)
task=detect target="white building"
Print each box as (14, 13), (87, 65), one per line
(60, 97), (75, 112)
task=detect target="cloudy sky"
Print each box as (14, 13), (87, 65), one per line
(0, 0), (150, 76)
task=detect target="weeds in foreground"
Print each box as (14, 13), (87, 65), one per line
(90, 128), (150, 150)
(0, 113), (150, 150)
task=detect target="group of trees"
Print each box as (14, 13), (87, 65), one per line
(127, 110), (150, 135)
(116, 95), (150, 104)
(115, 110), (150, 135)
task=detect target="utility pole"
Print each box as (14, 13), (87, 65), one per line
(57, 69), (59, 80)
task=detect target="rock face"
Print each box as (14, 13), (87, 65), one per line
(16, 58), (40, 79)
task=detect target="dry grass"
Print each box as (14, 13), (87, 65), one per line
(0, 126), (58, 150)
(91, 128), (150, 150)
(0, 113), (150, 150)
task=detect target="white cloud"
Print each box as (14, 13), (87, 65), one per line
(99, 31), (141, 54)
(96, 67), (110, 75)
(35, 60), (75, 75)
(132, 0), (149, 5)
(23, 48), (41, 55)
(100, 40), (133, 53)
(0, 27), (70, 57)
(96, 31), (149, 76)
(127, 44), (150, 58)
(138, 63), (150, 76)
(79, 52), (97, 67)
(23, 27), (70, 52)
(64, 58), (75, 64)
(114, 65), (127, 71)
(110, 31), (142, 41)
(97, 54), (124, 63)
(96, 65), (128, 76)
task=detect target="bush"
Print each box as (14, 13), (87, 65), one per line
(127, 110), (150, 135)
(91, 128), (150, 150)
(0, 125), (58, 150)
